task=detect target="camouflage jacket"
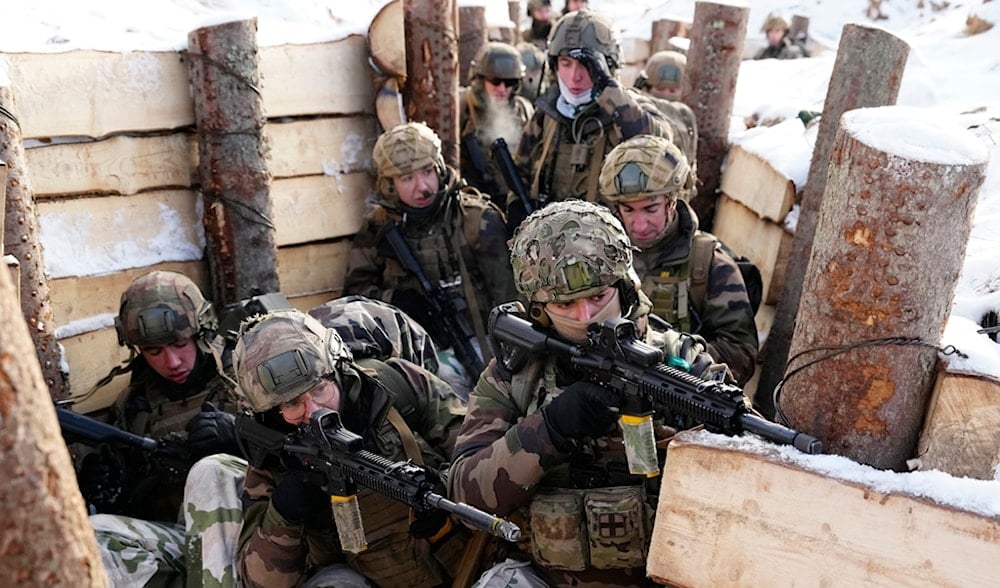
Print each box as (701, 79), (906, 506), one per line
(521, 19), (552, 51)
(459, 86), (534, 201)
(448, 319), (683, 587)
(237, 357), (467, 588)
(512, 83), (673, 209)
(631, 200), (758, 385)
(343, 168), (518, 351)
(754, 37), (806, 60)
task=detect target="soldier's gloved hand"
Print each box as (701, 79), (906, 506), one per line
(566, 47), (617, 94)
(184, 404), (239, 460)
(541, 381), (620, 451)
(78, 445), (125, 511)
(271, 469), (330, 525)
(663, 330), (716, 380)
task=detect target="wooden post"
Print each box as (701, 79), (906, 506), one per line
(681, 1), (748, 232)
(790, 14), (810, 45)
(0, 248), (107, 585)
(404, 0), (461, 168)
(0, 87), (68, 400)
(757, 25), (910, 419)
(651, 19), (689, 54)
(459, 5), (488, 84)
(781, 107), (988, 470)
(509, 1), (522, 43)
(188, 18), (279, 306)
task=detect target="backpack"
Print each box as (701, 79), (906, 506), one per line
(690, 232), (763, 317)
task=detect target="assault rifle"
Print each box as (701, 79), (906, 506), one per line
(381, 220), (486, 379)
(491, 138), (535, 216)
(489, 303), (822, 455)
(57, 406), (159, 452)
(235, 408), (521, 552)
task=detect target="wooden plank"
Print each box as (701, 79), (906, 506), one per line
(265, 117), (377, 178)
(26, 133), (196, 197)
(272, 173), (370, 247)
(38, 190), (204, 279)
(916, 370), (1000, 480)
(648, 433), (1000, 587)
(260, 38), (374, 118)
(50, 261), (209, 327)
(288, 291), (341, 314)
(276, 240), (351, 298)
(620, 37), (650, 65)
(61, 327), (130, 414)
(712, 195), (793, 305)
(2, 50), (194, 140)
(720, 143), (796, 222)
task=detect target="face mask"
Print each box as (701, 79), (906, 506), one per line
(555, 77), (594, 117)
(547, 290), (622, 344)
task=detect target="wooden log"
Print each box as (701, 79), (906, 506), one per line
(277, 240), (351, 298)
(711, 194), (792, 306)
(375, 77), (408, 132)
(620, 38), (650, 67)
(265, 116), (377, 178)
(459, 6), (488, 84)
(718, 143), (795, 222)
(681, 2), (749, 232)
(59, 327), (127, 413)
(259, 39), (376, 117)
(790, 14), (810, 45)
(1, 86), (68, 399)
(0, 161), (5, 241)
(647, 431), (1000, 587)
(651, 19), (690, 54)
(757, 25), (910, 419)
(368, 0), (406, 79)
(508, 1), (522, 42)
(915, 369), (1000, 480)
(404, 0), (460, 167)
(781, 107), (988, 470)
(188, 18), (279, 306)
(271, 173), (370, 247)
(0, 249), (107, 586)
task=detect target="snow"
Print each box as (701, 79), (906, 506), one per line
(843, 106), (989, 165)
(2, 0), (1000, 513)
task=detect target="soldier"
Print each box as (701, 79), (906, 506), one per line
(507, 9), (674, 233)
(599, 135), (758, 386)
(460, 42), (535, 204)
(233, 309), (468, 587)
(754, 14), (807, 60)
(343, 122), (517, 397)
(516, 41), (548, 104)
(632, 50), (698, 170)
(449, 200), (722, 587)
(561, 0), (588, 15)
(522, 0), (554, 51)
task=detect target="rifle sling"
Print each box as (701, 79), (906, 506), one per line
(386, 406), (423, 465)
(451, 225), (490, 361)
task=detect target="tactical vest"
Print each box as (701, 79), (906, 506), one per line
(532, 109), (610, 204)
(640, 232), (716, 332)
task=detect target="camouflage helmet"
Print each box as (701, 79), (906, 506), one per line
(547, 10), (621, 72)
(641, 51), (686, 90)
(115, 271), (216, 348)
(509, 199), (641, 304)
(233, 309), (353, 413)
(599, 135), (694, 203)
(762, 14), (790, 33)
(372, 122), (444, 179)
(470, 42), (526, 83)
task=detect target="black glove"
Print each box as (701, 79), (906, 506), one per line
(184, 404), (239, 460)
(505, 198), (530, 240)
(78, 445), (125, 512)
(566, 47), (617, 94)
(541, 381), (621, 450)
(409, 467), (451, 541)
(270, 469), (331, 525)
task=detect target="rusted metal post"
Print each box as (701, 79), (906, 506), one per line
(757, 25), (910, 418)
(0, 86), (68, 400)
(187, 18), (279, 306)
(459, 5), (488, 84)
(681, 1), (748, 231)
(651, 19), (690, 54)
(781, 107), (988, 470)
(404, 0), (460, 168)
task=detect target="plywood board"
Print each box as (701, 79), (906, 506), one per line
(712, 195), (793, 305)
(720, 143), (796, 222)
(277, 240), (351, 297)
(648, 433), (1000, 587)
(260, 38), (374, 118)
(272, 172), (371, 247)
(266, 116), (377, 178)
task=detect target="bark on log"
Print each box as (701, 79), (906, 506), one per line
(651, 19), (690, 54)
(369, 0), (406, 79)
(508, 1), (522, 42)
(404, 0), (460, 168)
(188, 18), (279, 306)
(0, 87), (68, 400)
(0, 253), (107, 585)
(459, 6), (488, 84)
(681, 2), (748, 232)
(757, 25), (910, 418)
(781, 106), (988, 470)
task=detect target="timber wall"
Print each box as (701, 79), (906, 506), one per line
(2, 38), (379, 412)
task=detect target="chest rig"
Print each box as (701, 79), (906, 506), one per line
(533, 109), (610, 204)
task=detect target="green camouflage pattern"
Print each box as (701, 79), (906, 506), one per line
(115, 271), (216, 348)
(546, 10), (621, 71)
(640, 51), (686, 92)
(598, 134), (693, 203)
(631, 200), (758, 385)
(754, 37), (806, 60)
(459, 85), (534, 200)
(92, 514), (185, 588)
(372, 122), (444, 179)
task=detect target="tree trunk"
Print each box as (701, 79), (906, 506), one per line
(781, 106), (988, 470)
(0, 87), (68, 401)
(681, 1), (748, 232)
(369, 0), (407, 80)
(757, 25), (910, 418)
(0, 251), (107, 585)
(651, 19), (689, 54)
(404, 0), (460, 168)
(790, 15), (810, 45)
(187, 18), (279, 306)
(508, 1), (522, 43)
(459, 6), (488, 85)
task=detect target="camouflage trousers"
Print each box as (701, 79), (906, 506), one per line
(93, 454), (247, 587)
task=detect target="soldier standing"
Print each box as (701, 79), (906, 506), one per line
(633, 50), (699, 170)
(754, 14), (807, 60)
(522, 0), (554, 51)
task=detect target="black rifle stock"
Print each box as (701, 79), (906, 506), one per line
(490, 138), (535, 215)
(488, 304), (822, 454)
(235, 409), (521, 547)
(461, 134), (502, 200)
(381, 220), (486, 378)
